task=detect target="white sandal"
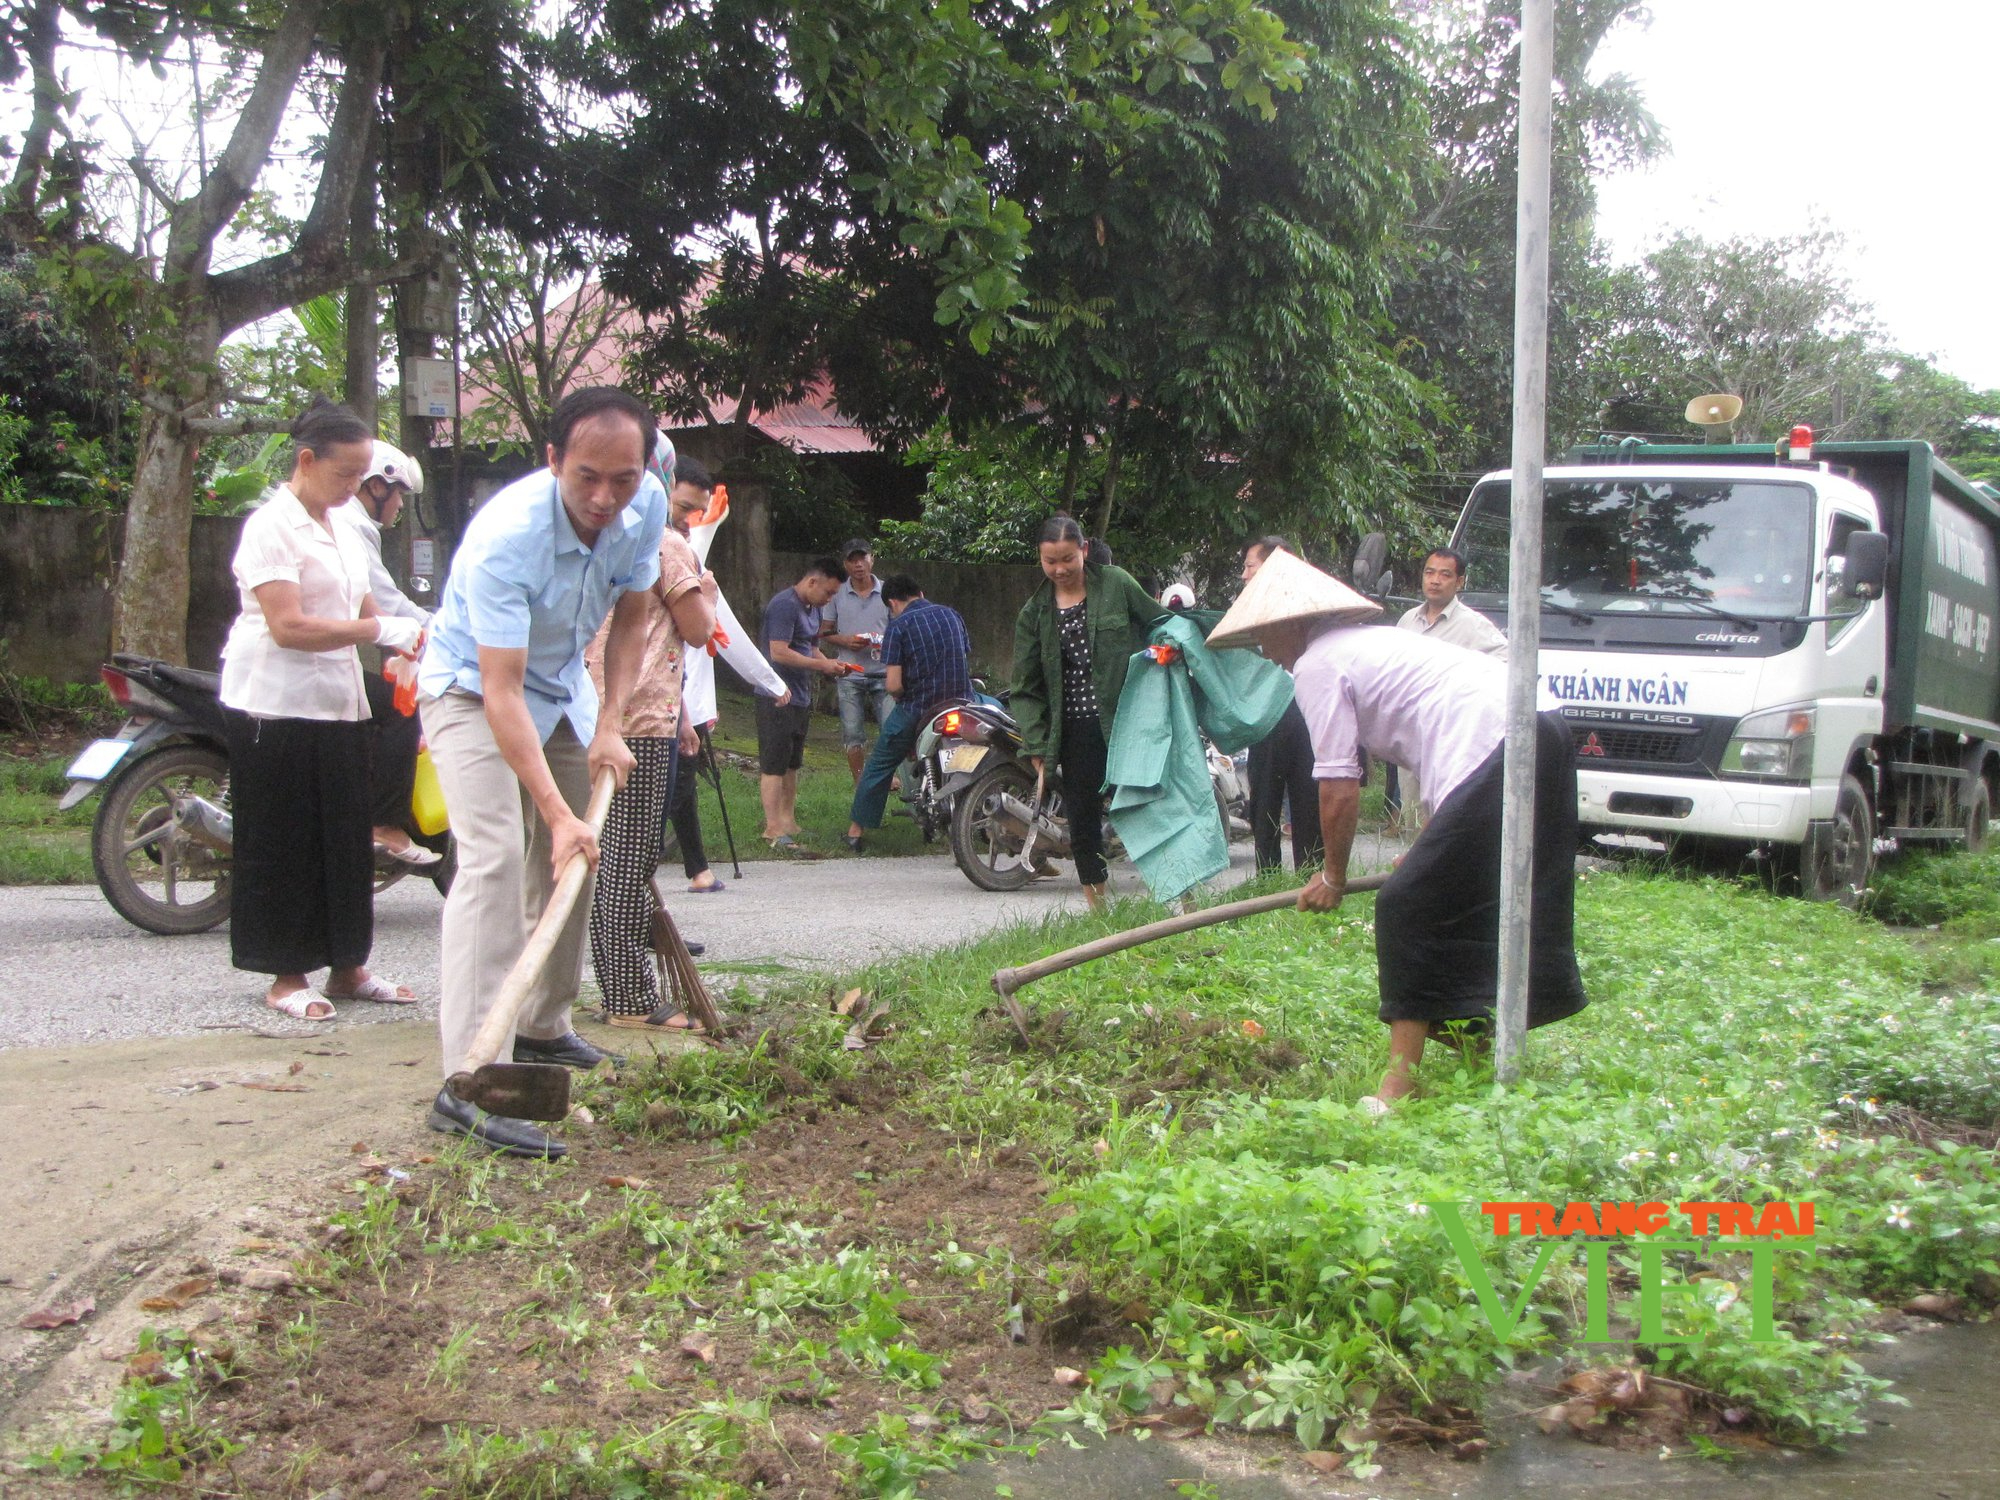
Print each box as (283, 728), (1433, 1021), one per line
(266, 989), (334, 1020)
(321, 975), (416, 1005)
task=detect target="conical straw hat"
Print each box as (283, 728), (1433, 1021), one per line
(1206, 546), (1381, 649)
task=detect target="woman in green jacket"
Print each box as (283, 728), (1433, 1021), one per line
(1010, 517), (1167, 909)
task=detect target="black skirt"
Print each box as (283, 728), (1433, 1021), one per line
(223, 710), (375, 976)
(1374, 713), (1587, 1029)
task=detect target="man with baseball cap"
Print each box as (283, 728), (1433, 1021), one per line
(822, 536), (893, 794)
(1206, 550), (1587, 1113)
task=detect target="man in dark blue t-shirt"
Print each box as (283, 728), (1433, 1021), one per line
(758, 557), (845, 847)
(845, 575), (972, 849)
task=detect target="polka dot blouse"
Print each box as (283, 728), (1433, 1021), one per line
(1057, 600), (1099, 721)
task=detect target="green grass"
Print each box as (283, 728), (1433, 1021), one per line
(1867, 845), (2000, 936)
(0, 753), (92, 884)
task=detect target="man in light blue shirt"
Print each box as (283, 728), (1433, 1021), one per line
(418, 386), (667, 1159)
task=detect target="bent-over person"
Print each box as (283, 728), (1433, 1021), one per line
(1206, 549), (1586, 1113)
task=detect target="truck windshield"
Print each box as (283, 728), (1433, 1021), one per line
(1459, 478), (1815, 617)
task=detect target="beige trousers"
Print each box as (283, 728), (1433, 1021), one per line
(420, 690), (596, 1079)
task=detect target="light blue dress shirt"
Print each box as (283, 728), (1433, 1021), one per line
(418, 467), (666, 744)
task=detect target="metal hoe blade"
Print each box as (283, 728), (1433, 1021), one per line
(447, 1062), (571, 1122)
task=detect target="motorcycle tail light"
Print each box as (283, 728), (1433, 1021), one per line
(935, 709), (962, 737)
(100, 666), (132, 706)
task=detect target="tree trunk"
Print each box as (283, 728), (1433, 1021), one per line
(1096, 404), (1125, 542)
(345, 157), (379, 424)
(116, 377), (212, 664)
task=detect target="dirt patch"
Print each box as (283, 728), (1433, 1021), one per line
(184, 1078), (1123, 1499)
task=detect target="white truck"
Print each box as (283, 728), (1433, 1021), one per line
(1449, 434), (2000, 900)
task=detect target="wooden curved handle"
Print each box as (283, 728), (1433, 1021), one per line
(991, 872), (1389, 999)
(461, 767), (618, 1072)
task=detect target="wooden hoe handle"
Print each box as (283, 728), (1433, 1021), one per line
(991, 871), (1390, 1000)
(461, 767), (619, 1073)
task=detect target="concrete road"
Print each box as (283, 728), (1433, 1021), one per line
(0, 834), (1407, 1052)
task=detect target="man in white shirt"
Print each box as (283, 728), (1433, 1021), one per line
(1398, 548), (1506, 656)
(332, 442), (438, 868)
(1207, 549), (1586, 1114)
(1390, 547), (1506, 829)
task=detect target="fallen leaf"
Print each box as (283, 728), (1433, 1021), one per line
(140, 1277), (214, 1312)
(1240, 1018), (1266, 1039)
(303, 1048), (349, 1057)
(843, 1000), (893, 1050)
(679, 1334), (716, 1363)
(602, 1175), (652, 1190)
(219, 1267), (295, 1292)
(835, 987), (865, 1016)
(1051, 1366), (1085, 1387)
(236, 1239), (284, 1253)
(125, 1348), (171, 1384)
(19, 1297), (94, 1329)
(350, 1141), (369, 1154)
(288, 1060), (305, 1075)
(568, 1104), (595, 1126)
(1301, 1451), (1343, 1474)
(237, 1081), (308, 1093)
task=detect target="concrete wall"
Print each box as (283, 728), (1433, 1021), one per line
(0, 504), (248, 679)
(0, 502), (1044, 690)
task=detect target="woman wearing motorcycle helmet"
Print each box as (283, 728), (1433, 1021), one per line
(220, 399), (420, 1019)
(333, 440), (439, 868)
(1009, 515), (1167, 911)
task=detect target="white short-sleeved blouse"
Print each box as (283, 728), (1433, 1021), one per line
(219, 487), (372, 721)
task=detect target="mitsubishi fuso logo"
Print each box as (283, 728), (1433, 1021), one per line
(1578, 732), (1606, 757)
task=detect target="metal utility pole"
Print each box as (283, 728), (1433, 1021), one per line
(1496, 0), (1554, 1085)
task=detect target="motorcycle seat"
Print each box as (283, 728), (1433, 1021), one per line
(149, 661), (224, 696)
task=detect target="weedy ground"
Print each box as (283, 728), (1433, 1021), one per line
(20, 860), (2000, 1498)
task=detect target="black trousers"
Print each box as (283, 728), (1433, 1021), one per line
(363, 670), (421, 830)
(223, 710), (375, 976)
(663, 728), (711, 880)
(1247, 700), (1323, 873)
(1374, 714), (1588, 1030)
(1058, 709), (1110, 887)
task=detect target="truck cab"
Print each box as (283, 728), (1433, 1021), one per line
(1451, 438), (1999, 900)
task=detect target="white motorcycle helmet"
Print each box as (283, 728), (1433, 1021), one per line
(1161, 582), (1197, 610)
(364, 440), (424, 496)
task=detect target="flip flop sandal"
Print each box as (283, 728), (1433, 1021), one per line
(604, 1006), (706, 1034)
(266, 990), (334, 1021)
(766, 835), (797, 852)
(687, 879), (728, 893)
(322, 975), (417, 1005)
(375, 840), (443, 868)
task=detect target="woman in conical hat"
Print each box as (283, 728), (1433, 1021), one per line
(1208, 550), (1587, 1113)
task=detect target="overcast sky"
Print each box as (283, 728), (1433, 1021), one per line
(1591, 1), (2000, 390)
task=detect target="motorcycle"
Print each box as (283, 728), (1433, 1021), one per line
(61, 654), (454, 935)
(911, 694), (1244, 891)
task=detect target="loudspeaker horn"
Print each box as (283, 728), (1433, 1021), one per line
(1685, 393), (1742, 443)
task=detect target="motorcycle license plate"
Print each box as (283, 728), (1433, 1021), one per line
(66, 738), (135, 782)
(946, 744), (989, 774)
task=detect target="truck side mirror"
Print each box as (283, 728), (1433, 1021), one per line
(1841, 531), (1889, 599)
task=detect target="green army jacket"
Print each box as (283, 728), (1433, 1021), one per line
(1009, 563), (1167, 763)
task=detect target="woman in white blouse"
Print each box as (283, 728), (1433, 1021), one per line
(219, 400), (425, 1019)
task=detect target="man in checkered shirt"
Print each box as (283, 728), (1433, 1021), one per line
(845, 575), (972, 849)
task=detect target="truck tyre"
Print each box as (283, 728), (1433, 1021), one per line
(1964, 778), (1991, 855)
(1804, 773), (1872, 906)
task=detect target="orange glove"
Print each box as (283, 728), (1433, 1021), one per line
(384, 633), (425, 716)
(704, 624), (732, 657)
(1145, 643), (1183, 666)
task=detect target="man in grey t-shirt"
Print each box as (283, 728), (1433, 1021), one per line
(823, 537), (893, 782)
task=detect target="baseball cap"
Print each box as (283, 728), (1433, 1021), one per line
(841, 537), (873, 558)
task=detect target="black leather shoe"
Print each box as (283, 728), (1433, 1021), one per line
(511, 1030), (622, 1070)
(428, 1087), (566, 1159)
(685, 939), (706, 957)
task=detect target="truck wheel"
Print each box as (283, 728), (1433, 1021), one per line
(1964, 778), (1991, 855)
(1804, 773), (1872, 906)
